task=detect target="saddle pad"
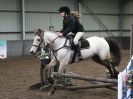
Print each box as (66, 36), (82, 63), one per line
(79, 38), (90, 49)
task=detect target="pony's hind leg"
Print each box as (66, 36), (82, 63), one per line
(92, 53), (118, 79)
(99, 50), (118, 78)
(102, 59), (118, 79)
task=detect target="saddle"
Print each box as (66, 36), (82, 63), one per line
(65, 35), (90, 49)
(65, 35), (90, 63)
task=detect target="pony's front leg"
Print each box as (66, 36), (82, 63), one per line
(47, 57), (58, 78)
(40, 57), (58, 90)
(48, 62), (67, 95)
(48, 51), (70, 95)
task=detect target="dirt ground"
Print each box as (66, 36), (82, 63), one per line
(0, 50), (130, 99)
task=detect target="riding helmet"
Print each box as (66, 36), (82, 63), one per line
(57, 6), (70, 14)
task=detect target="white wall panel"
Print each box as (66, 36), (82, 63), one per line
(123, 16), (132, 30)
(82, 15), (118, 30)
(25, 13), (63, 31)
(0, 0), (78, 40)
(82, 15), (99, 30)
(0, 33), (21, 40)
(84, 31), (120, 37)
(50, 14), (63, 31)
(123, 1), (133, 30)
(0, 12), (20, 32)
(0, 0), (20, 10)
(98, 15), (118, 30)
(0, 0), (21, 40)
(80, 0), (119, 37)
(123, 1), (133, 14)
(25, 0), (77, 12)
(81, 0), (118, 14)
(25, 33), (34, 40)
(25, 0), (78, 32)
(25, 13), (50, 31)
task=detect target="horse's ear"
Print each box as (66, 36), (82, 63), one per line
(38, 28), (42, 33)
(39, 28), (42, 31)
(38, 28), (45, 33)
(34, 28), (36, 34)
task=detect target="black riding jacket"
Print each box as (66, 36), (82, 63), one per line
(60, 15), (84, 36)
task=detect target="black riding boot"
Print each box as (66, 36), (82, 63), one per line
(76, 44), (83, 60)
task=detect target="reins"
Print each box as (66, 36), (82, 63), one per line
(48, 36), (71, 63)
(42, 32), (70, 53)
(50, 36), (59, 44)
(53, 38), (70, 52)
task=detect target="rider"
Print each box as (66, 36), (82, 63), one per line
(57, 6), (85, 60)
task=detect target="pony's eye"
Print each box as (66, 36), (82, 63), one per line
(37, 39), (41, 42)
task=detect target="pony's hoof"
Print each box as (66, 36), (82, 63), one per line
(48, 91), (55, 95)
(40, 84), (51, 91)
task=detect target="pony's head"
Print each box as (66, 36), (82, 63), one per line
(30, 28), (44, 55)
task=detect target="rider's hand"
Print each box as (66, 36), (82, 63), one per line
(58, 33), (63, 37)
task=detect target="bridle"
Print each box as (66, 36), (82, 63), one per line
(32, 30), (45, 50)
(32, 29), (71, 62)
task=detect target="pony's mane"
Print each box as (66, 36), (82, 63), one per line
(45, 30), (55, 33)
(44, 30), (58, 36)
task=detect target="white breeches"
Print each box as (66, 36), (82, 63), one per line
(73, 32), (84, 45)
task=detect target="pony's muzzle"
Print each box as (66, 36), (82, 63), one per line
(30, 51), (35, 55)
(37, 47), (41, 52)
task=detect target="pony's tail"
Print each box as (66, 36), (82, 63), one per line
(105, 37), (121, 66)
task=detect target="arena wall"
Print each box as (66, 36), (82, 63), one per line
(0, 0), (132, 57)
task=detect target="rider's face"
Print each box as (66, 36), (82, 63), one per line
(60, 12), (65, 17)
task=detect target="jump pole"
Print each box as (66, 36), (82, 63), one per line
(52, 72), (117, 84)
(66, 72), (117, 90)
(67, 83), (116, 90)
